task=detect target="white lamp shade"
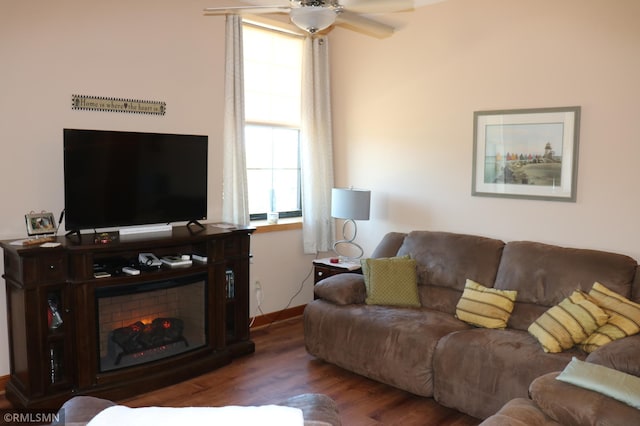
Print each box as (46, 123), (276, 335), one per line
(331, 188), (371, 220)
(290, 6), (336, 33)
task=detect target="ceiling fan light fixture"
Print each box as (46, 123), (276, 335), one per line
(290, 6), (336, 34)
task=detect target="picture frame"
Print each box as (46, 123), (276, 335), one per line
(25, 211), (56, 236)
(472, 106), (580, 202)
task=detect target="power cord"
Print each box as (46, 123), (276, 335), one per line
(249, 283), (265, 328)
(249, 254), (318, 330)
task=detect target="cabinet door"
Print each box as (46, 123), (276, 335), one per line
(217, 233), (251, 348)
(42, 285), (74, 392)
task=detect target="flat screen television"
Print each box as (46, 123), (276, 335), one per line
(63, 128), (208, 233)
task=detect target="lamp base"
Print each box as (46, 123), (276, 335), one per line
(332, 240), (364, 261)
(332, 219), (364, 260)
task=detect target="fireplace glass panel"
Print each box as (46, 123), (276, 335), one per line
(96, 274), (207, 372)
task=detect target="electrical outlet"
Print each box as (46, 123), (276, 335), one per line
(255, 280), (263, 306)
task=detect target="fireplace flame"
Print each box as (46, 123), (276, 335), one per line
(111, 317), (186, 358)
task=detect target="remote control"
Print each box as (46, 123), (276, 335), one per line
(122, 266), (140, 276)
(192, 253), (208, 263)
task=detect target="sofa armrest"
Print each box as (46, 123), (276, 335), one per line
(479, 398), (561, 426)
(54, 394), (340, 426)
(313, 273), (366, 305)
(51, 396), (116, 426)
(530, 372), (640, 426)
(585, 334), (640, 377)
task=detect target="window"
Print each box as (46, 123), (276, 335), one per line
(243, 23), (304, 221)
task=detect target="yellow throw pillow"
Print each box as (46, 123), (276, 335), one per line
(361, 255), (410, 294)
(579, 282), (640, 353)
(361, 257), (420, 307)
(528, 290), (609, 353)
(455, 279), (517, 329)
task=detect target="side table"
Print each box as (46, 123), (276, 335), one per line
(313, 258), (362, 284)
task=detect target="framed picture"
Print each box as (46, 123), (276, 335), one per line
(472, 106), (580, 202)
(25, 211), (56, 236)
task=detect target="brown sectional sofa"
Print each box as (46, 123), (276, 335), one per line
(481, 370), (640, 425)
(304, 230), (640, 421)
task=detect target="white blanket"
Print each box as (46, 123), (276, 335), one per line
(87, 404), (304, 426)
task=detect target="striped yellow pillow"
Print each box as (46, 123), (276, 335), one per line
(529, 290), (609, 353)
(579, 282), (640, 353)
(455, 279), (517, 329)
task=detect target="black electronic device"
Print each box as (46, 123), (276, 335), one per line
(121, 266), (140, 276)
(138, 253), (162, 268)
(63, 129), (208, 233)
(160, 255), (193, 268)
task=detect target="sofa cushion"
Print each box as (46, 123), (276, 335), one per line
(362, 257), (420, 307)
(433, 327), (583, 419)
(304, 300), (470, 397)
(493, 241), (637, 331)
(580, 281), (640, 352)
(528, 290), (608, 353)
(530, 372), (640, 426)
(455, 279), (517, 329)
(397, 231), (505, 314)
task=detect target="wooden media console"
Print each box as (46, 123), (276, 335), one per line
(1, 224), (254, 408)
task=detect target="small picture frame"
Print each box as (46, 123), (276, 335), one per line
(25, 211), (56, 236)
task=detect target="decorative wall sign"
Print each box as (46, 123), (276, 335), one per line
(472, 106), (580, 202)
(72, 94), (166, 115)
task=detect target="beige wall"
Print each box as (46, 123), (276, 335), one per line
(1, 0), (639, 378)
(0, 0), (316, 377)
(331, 0), (640, 261)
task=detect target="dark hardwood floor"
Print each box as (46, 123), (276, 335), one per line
(1, 316), (480, 425)
(122, 316), (480, 425)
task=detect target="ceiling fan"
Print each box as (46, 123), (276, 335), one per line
(203, 0), (415, 38)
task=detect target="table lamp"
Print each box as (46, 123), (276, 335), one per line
(331, 187), (371, 260)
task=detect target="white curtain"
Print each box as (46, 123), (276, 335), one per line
(222, 15), (250, 226)
(301, 36), (335, 254)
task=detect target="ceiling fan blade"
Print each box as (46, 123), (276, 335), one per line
(203, 6), (290, 16)
(339, 0), (414, 14)
(335, 10), (395, 38)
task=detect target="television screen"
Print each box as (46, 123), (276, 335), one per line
(63, 129), (208, 232)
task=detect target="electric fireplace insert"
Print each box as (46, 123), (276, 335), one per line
(95, 274), (207, 372)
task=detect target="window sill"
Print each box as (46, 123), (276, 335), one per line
(252, 217), (302, 234)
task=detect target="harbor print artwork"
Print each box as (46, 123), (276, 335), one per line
(472, 107), (580, 202)
(484, 123), (563, 186)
